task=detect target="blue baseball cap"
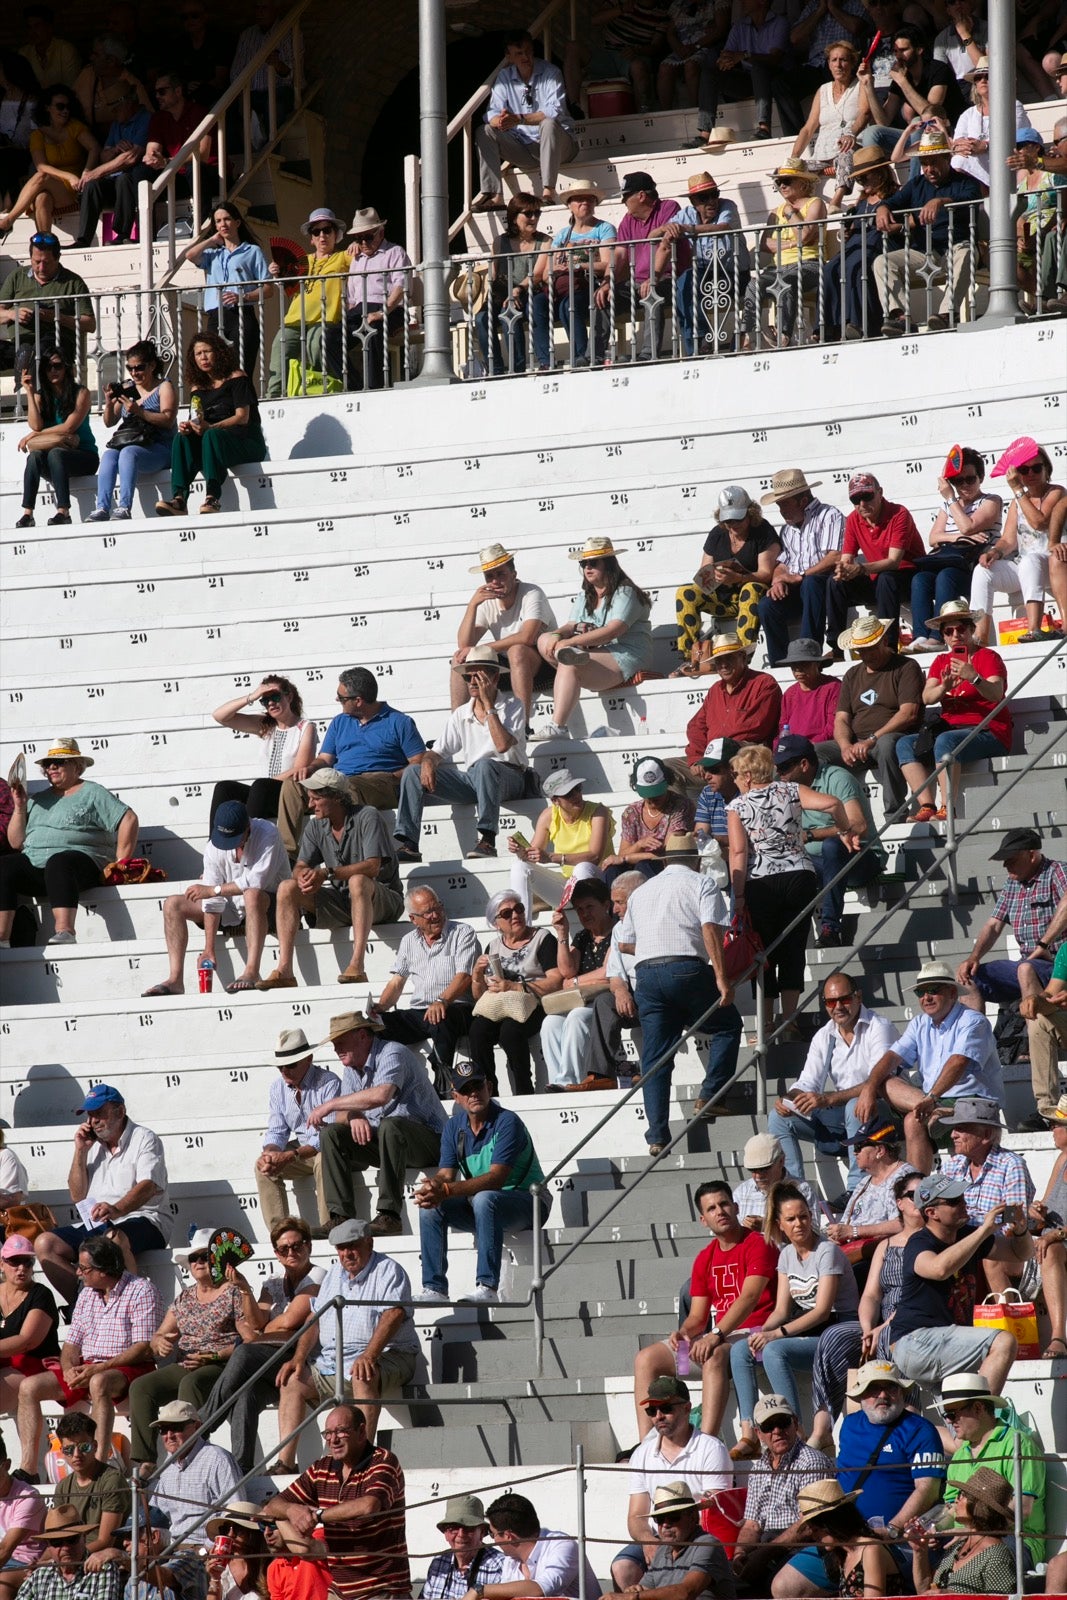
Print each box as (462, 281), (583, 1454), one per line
(774, 734), (817, 769)
(210, 799), (249, 850)
(116, 1507), (171, 1538)
(78, 1083), (124, 1114)
(1014, 128), (1043, 146)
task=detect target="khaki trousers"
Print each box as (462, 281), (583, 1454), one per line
(1028, 1007), (1067, 1112)
(255, 1151), (329, 1229)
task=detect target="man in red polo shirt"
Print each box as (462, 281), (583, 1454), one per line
(825, 471), (925, 652)
(683, 631), (782, 780)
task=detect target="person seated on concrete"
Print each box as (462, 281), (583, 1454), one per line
(909, 1466), (1018, 1595)
(41, 1409), (126, 1556)
(825, 477), (925, 654)
(394, 648), (528, 865)
(1019, 950), (1067, 1128)
(202, 1215), (324, 1475)
(19, 10), (81, 93)
(32, 1082), (170, 1307)
(482, 1493), (598, 1599)
(15, 345), (98, 528)
(672, 171), (750, 359)
(905, 451), (1002, 652)
(265, 208), (348, 398)
(611, 1378), (733, 1591)
(467, 890), (562, 1095)
(769, 974), (900, 1195)
(772, 734), (884, 948)
(72, 81), (150, 245)
(683, 632), (782, 782)
(674, 486), (781, 672)
(971, 438), (1066, 640)
(253, 1030), (341, 1235)
(732, 1135), (818, 1231)
(568, 869), (644, 1094)
(940, 1373), (1045, 1572)
(343, 207), (411, 392)
(127, 1226), (259, 1472)
(373, 886), (479, 1085)
(756, 470), (845, 669)
(308, 1008), (445, 1239)
(950, 57), (1032, 192)
(16, 1234), (160, 1479)
(0, 1436), (44, 1582)
(155, 331), (265, 518)
(776, 1479), (911, 1600)
(473, 31), (577, 211)
(741, 161), (826, 353)
(856, 961), (1003, 1171)
(259, 768), (403, 989)
(856, 24), (958, 163)
(731, 1397), (831, 1592)
(149, 1400), (240, 1543)
(596, 172), (691, 362)
(729, 1183), (860, 1461)
(541, 879), (617, 1090)
(884, 1171), (1018, 1395)
(957, 826), (1066, 1014)
(773, 640), (844, 752)
(826, 1118), (920, 1253)
(209, 675), (318, 831)
(897, 599), (1011, 824)
(939, 1097), (1044, 1303)
(17, 1505), (121, 1600)
(275, 667), (425, 860)
(91, 339), (177, 523)
(420, 1494), (505, 1599)
(0, 85), (97, 238)
(871, 125), (983, 334)
(633, 1182), (777, 1444)
(124, 71), (213, 230)
(606, 758), (697, 885)
(0, 231), (94, 384)
(508, 769), (615, 916)
(0, 737), (137, 948)
(832, 611), (924, 821)
(276, 1218), (418, 1443)
(693, 739), (739, 852)
(607, 1481), (737, 1600)
(451, 544), (556, 722)
(533, 537), (653, 740)
(414, 1065), (548, 1307)
(695, 0), (803, 145)
(143, 799), (289, 997)
(563, 0), (671, 116)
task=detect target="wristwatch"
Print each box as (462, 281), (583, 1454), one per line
(214, 884), (224, 896)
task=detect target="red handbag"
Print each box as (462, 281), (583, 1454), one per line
(723, 909), (764, 982)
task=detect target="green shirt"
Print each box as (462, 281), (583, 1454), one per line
(1052, 943), (1067, 983)
(803, 760), (886, 870)
(53, 1464), (128, 1530)
(24, 779), (130, 870)
(0, 264), (92, 356)
(945, 1420), (1045, 1564)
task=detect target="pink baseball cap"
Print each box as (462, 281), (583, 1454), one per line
(848, 472), (880, 495)
(1, 1235), (35, 1259)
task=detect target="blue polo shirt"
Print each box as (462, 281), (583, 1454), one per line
(104, 109), (151, 150)
(320, 702), (425, 775)
(893, 1000), (1002, 1100)
(838, 1409), (946, 1526)
(440, 1101), (543, 1191)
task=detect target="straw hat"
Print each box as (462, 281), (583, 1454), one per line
(687, 170), (720, 195)
(710, 629), (751, 658)
(569, 535), (628, 561)
(941, 1372), (1006, 1410)
(703, 127), (738, 150)
(760, 467), (822, 505)
(39, 1505), (97, 1540)
(847, 1361), (907, 1399)
(458, 645), (502, 676)
(651, 1481), (699, 1516)
(911, 959), (959, 992)
(925, 598), (980, 632)
(206, 1503), (265, 1539)
(469, 542), (515, 575)
(36, 737), (93, 769)
(917, 125), (953, 154)
(837, 610), (893, 652)
(347, 207), (386, 236)
(770, 158), (817, 183)
(274, 1028), (313, 1064)
(963, 54), (990, 80)
(664, 832), (701, 860)
(560, 181), (603, 204)
(796, 1481), (861, 1522)
(319, 1010), (383, 1043)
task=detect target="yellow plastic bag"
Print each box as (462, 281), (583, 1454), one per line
(974, 1288), (1040, 1359)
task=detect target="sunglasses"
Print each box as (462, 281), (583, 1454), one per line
(43, 758), (72, 768)
(941, 622), (971, 634)
(127, 363), (146, 374)
(758, 1419), (793, 1433)
(309, 224), (336, 236)
(824, 994), (855, 1008)
(186, 1251), (210, 1265)
(47, 358), (67, 369)
(1016, 461), (1045, 475)
(275, 1239), (308, 1253)
(954, 472), (979, 484)
(60, 1441), (96, 1456)
(260, 693), (283, 706)
(497, 905), (525, 917)
(351, 231), (377, 244)
(4, 1255), (34, 1267)
(522, 84), (535, 106)
(850, 492), (875, 504)
(644, 1401), (683, 1415)
(30, 233), (60, 249)
(916, 984), (950, 996)
(901, 1188), (921, 1201)
(519, 208), (541, 218)
(51, 101), (71, 110)
(159, 1424), (192, 1435)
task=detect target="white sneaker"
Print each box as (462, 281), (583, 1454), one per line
(905, 636), (941, 654)
(46, 930), (76, 945)
(112, 507), (132, 520)
(0, 939), (10, 949)
(414, 1289), (449, 1304)
(529, 721), (568, 741)
(461, 1285), (500, 1304)
(554, 645), (586, 665)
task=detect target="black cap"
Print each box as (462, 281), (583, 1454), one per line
(774, 734), (817, 769)
(847, 1115), (901, 1148)
(451, 1064), (488, 1093)
(990, 827), (1041, 861)
(621, 171), (657, 198)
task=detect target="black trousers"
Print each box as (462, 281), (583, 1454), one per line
(209, 777), (283, 829)
(0, 849), (101, 911)
(468, 1007), (545, 1095)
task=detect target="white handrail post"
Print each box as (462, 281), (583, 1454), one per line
(575, 1444), (587, 1600)
(405, 154), (423, 266)
(414, 0), (455, 383)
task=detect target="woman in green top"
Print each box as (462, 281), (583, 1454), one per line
(0, 737), (138, 946)
(15, 345), (99, 527)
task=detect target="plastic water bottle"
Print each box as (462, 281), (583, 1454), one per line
(675, 1337), (690, 1377)
(197, 956), (215, 994)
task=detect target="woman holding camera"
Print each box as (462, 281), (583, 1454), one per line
(89, 338), (176, 521)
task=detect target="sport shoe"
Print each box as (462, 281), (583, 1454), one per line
(14, 514), (34, 528)
(647, 1143), (667, 1157)
(462, 1285), (499, 1304)
(46, 930), (76, 945)
(88, 507), (110, 521)
(414, 1289), (450, 1304)
(112, 507), (131, 520)
(465, 838), (497, 859)
(554, 645), (587, 665)
(47, 512), (71, 525)
(529, 721), (568, 741)
(816, 922), (843, 947)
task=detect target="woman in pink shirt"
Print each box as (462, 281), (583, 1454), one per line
(774, 638), (841, 746)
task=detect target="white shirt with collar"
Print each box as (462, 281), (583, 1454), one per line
(792, 1006), (901, 1096)
(433, 695), (527, 770)
(84, 1118), (171, 1241)
(619, 865), (729, 965)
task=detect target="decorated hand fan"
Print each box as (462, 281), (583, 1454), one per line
(207, 1226), (254, 1285)
(7, 753), (26, 789)
(270, 235), (307, 299)
(991, 436), (1040, 478)
(942, 444), (964, 478)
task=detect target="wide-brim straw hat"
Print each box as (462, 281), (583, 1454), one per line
(710, 630), (751, 658)
(319, 1010), (383, 1043)
(468, 542), (515, 574)
(37, 737), (93, 768)
(926, 598), (981, 631)
(770, 158), (817, 183)
(852, 147), (894, 178)
(837, 612), (893, 652)
(917, 126), (953, 153)
(703, 127), (738, 149)
(569, 536), (627, 561)
(206, 1503), (265, 1538)
(760, 467), (822, 505)
(560, 181), (602, 204)
(796, 1480), (861, 1522)
(964, 54), (990, 81)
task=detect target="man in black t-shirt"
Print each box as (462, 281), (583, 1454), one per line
(856, 26), (960, 162)
(890, 1171), (1018, 1396)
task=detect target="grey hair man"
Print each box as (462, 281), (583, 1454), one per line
(374, 885), (481, 1086)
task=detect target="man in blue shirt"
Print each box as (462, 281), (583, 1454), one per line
(275, 665), (424, 857)
(414, 1066), (549, 1305)
(75, 85), (152, 246)
(474, 30), (577, 209)
(871, 125), (983, 334)
(673, 171), (750, 356)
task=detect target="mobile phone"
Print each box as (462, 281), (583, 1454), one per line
(511, 831), (530, 851)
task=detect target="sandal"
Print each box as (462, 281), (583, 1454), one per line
(1042, 1337), (1067, 1359)
(142, 981), (183, 997)
(225, 976), (258, 993)
(155, 494), (187, 516)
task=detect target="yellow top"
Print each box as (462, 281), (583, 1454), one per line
(773, 197), (822, 267)
(29, 119), (89, 178)
(284, 250), (349, 328)
(548, 801), (615, 877)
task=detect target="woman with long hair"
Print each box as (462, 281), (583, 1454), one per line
(15, 344), (98, 526)
(0, 52), (41, 209)
(90, 338), (175, 520)
(476, 190), (551, 375)
(156, 330), (265, 516)
(0, 83), (98, 234)
(971, 438), (1065, 643)
(209, 674), (318, 826)
(205, 1506), (272, 1600)
(184, 198), (273, 373)
(794, 1480), (907, 1596)
(791, 41), (869, 210)
(907, 449), (1002, 650)
(533, 536), (653, 739)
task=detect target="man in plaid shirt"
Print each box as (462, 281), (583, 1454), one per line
(958, 827), (1067, 1010)
(15, 1234), (160, 1477)
(731, 1396), (827, 1589)
(940, 1096), (1038, 1300)
(419, 1494), (504, 1600)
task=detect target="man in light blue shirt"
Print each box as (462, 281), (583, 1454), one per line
(474, 30), (577, 208)
(856, 960), (1002, 1170)
(673, 170), (750, 355)
(255, 1027), (341, 1233)
(309, 1010), (445, 1236)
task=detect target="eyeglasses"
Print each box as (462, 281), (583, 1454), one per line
(916, 984), (950, 997)
(411, 909), (444, 921)
(653, 1513), (687, 1525)
(275, 1239), (308, 1254)
(519, 208), (541, 218)
(186, 1251), (210, 1265)
(581, 559), (603, 569)
(322, 1426), (358, 1437)
(309, 225), (336, 237)
(824, 993), (855, 1008)
(47, 358), (67, 369)
(757, 1419), (793, 1433)
(59, 1440), (95, 1456)
(850, 492), (875, 504)
(644, 1402), (683, 1415)
(1016, 461), (1045, 475)
(336, 692), (358, 703)
(440, 1524), (478, 1535)
(3, 1255), (33, 1268)
(941, 622), (971, 634)
(260, 693), (283, 705)
(496, 905), (525, 918)
(159, 1424), (193, 1435)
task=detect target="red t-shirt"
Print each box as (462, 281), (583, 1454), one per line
(268, 1555), (331, 1600)
(929, 645), (1011, 750)
(842, 501), (925, 569)
(689, 1229), (779, 1330)
(684, 670), (782, 763)
(147, 101), (215, 164)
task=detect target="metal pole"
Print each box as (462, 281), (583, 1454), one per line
(576, 1444), (588, 1600)
(982, 0), (1020, 324)
(415, 0), (455, 383)
(944, 783), (959, 904)
(532, 1185), (545, 1378)
(334, 1301), (345, 1400)
(1012, 1430), (1024, 1600)
(754, 965), (766, 1116)
(129, 1478), (139, 1590)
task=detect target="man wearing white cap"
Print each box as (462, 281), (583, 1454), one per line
(605, 1480), (736, 1600)
(254, 1029), (341, 1231)
(941, 1372), (1046, 1570)
(452, 545), (555, 721)
(149, 1400), (240, 1543)
(939, 1096), (1043, 1303)
(731, 1134), (818, 1229)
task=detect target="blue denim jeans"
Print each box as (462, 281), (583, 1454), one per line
(768, 1096), (863, 1188)
(730, 1331), (820, 1423)
(895, 725), (1006, 770)
(633, 957), (742, 1148)
(814, 834), (884, 929)
(394, 757), (526, 845)
(757, 573), (831, 663)
(908, 553), (973, 637)
(96, 439), (173, 512)
(418, 1186), (550, 1292)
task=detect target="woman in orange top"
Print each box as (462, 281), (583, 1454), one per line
(0, 84), (99, 235)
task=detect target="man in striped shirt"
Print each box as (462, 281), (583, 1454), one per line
(263, 1403), (409, 1600)
(755, 469), (845, 665)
